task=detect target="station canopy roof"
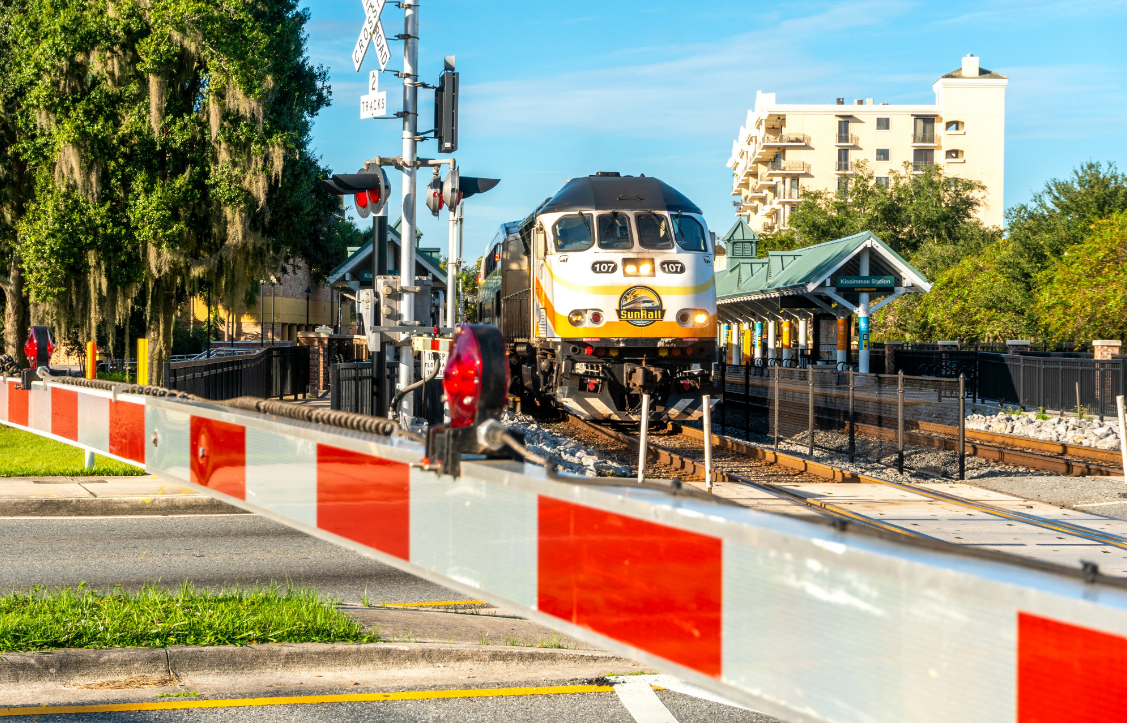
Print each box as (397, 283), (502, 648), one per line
(327, 218), (446, 291)
(715, 230), (930, 321)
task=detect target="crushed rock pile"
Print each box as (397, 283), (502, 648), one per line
(966, 411), (1123, 450)
(503, 412), (632, 478)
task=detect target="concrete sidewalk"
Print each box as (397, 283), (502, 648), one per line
(0, 476), (245, 516)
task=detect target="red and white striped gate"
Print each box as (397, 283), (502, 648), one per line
(3, 375), (1127, 723)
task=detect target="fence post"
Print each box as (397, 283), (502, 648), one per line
(774, 365), (780, 450)
(848, 369), (855, 463)
(959, 374), (966, 481)
(897, 370), (905, 474)
(162, 361), (171, 390)
(744, 362), (751, 441)
(719, 360), (726, 438)
(807, 368), (815, 457)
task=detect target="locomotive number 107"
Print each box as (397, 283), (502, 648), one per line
(591, 261), (618, 274)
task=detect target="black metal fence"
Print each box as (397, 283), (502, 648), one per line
(888, 350), (1125, 419)
(978, 354), (1123, 420)
(716, 364), (966, 480)
(330, 361), (445, 426)
(164, 346), (309, 401)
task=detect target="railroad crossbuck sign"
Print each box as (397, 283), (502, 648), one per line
(360, 70), (387, 119)
(4, 375), (1127, 723)
(352, 0), (391, 72)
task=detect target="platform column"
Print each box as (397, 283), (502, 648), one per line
(836, 317), (848, 367)
(781, 319), (792, 363)
(858, 246), (871, 373)
(754, 320), (763, 365)
(798, 316), (808, 366)
(766, 319), (776, 365)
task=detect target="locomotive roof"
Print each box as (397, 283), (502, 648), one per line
(539, 175), (702, 215)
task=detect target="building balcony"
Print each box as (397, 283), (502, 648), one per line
(765, 160), (810, 175)
(835, 133), (859, 146)
(762, 132), (810, 147)
(912, 160), (936, 172)
(754, 175), (773, 190)
(760, 221), (777, 233)
(777, 189), (802, 203)
(835, 161), (859, 173)
(911, 132), (938, 145)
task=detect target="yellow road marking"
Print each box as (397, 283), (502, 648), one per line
(0, 685), (615, 716)
(381, 600), (487, 607)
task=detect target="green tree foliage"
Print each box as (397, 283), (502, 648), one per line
(5, 0), (337, 379)
(757, 163), (999, 340)
(913, 241), (1038, 342)
(1003, 162), (1127, 284)
(1034, 211), (1127, 343)
(761, 163), (997, 279)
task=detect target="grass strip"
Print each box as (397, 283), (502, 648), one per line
(0, 424), (145, 477)
(0, 582), (379, 652)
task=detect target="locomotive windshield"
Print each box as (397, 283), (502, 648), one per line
(636, 212), (673, 250)
(672, 214), (708, 252)
(597, 212), (633, 250)
(553, 213), (594, 251)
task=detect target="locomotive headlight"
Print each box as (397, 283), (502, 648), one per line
(568, 310), (586, 327)
(676, 309), (711, 327)
(622, 258), (655, 277)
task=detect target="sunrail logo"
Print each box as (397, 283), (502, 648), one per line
(618, 286), (664, 327)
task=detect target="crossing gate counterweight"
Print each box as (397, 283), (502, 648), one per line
(2, 374), (1127, 723)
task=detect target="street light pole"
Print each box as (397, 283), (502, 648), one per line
(304, 286), (312, 329)
(271, 279), (276, 345)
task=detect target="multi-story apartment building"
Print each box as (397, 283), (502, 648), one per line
(727, 55), (1007, 233)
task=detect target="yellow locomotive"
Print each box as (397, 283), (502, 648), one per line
(478, 173), (718, 422)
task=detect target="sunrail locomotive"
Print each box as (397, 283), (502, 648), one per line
(478, 172), (718, 422)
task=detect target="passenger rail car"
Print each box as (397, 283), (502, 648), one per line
(478, 173), (718, 422)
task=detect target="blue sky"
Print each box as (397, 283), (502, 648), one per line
(301, 0), (1127, 265)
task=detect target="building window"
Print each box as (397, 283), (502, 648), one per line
(837, 176), (849, 193)
(836, 148), (850, 171)
(913, 117), (936, 143)
(946, 120), (963, 132)
(875, 148), (890, 162)
(945, 149), (963, 160)
(876, 117), (890, 131)
(876, 176), (890, 189)
(913, 148), (935, 171)
(836, 119), (851, 144)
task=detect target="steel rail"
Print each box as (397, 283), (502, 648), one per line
(728, 387), (1121, 476)
(664, 420), (1127, 554)
(565, 415), (932, 541)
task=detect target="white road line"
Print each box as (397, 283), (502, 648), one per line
(0, 513), (251, 520)
(647, 675), (755, 711)
(613, 678), (679, 723)
(1075, 501), (1127, 507)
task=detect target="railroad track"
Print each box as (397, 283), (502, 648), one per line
(726, 391), (1122, 477)
(561, 414), (928, 539)
(558, 414), (1127, 559)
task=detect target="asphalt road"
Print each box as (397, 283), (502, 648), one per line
(29, 687), (778, 723)
(0, 515), (464, 604)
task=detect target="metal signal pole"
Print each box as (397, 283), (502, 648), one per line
(398, 1), (419, 420)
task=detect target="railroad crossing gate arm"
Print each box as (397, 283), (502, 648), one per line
(4, 375), (1127, 723)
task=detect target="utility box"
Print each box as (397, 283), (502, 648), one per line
(375, 276), (434, 328)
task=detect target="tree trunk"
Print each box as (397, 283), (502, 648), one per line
(147, 277), (177, 386)
(3, 253), (28, 365)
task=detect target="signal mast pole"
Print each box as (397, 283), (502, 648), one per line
(399, 1), (419, 420)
